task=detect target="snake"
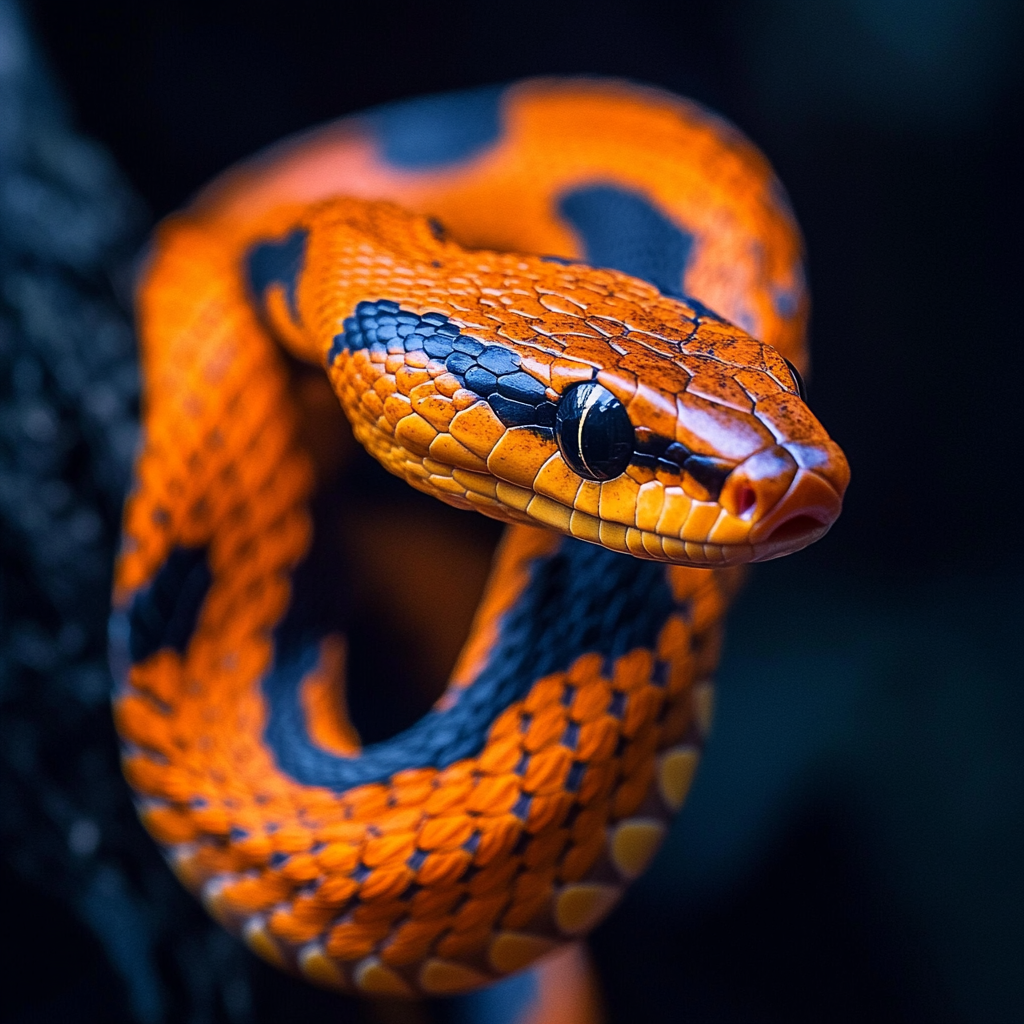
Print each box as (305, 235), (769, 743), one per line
(109, 78), (849, 999)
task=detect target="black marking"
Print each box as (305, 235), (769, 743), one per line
(263, 538), (676, 791)
(514, 752), (530, 776)
(558, 184), (694, 300)
(511, 793), (532, 820)
(497, 371), (546, 403)
(269, 852), (289, 869)
(560, 683), (576, 707)
(127, 545), (212, 664)
(565, 761), (587, 793)
(370, 85), (506, 170)
(680, 454), (733, 501)
(608, 691), (627, 719)
(562, 721), (581, 750)
(329, 300), (559, 434)
(352, 863), (372, 883)
(651, 660), (669, 687)
(246, 229), (308, 323)
(407, 849), (428, 870)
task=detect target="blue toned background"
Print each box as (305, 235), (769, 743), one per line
(0, 0), (1020, 1021)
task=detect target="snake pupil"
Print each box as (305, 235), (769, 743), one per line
(555, 382), (634, 480)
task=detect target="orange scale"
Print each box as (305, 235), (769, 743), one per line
(611, 762), (657, 820)
(128, 649), (184, 706)
(381, 918), (449, 967)
(613, 649), (654, 692)
(477, 734), (522, 776)
(424, 777), (474, 817)
(502, 890), (553, 932)
(351, 899), (406, 927)
(315, 874), (359, 906)
(570, 799), (611, 845)
(122, 755), (177, 800)
(579, 760), (619, 804)
(467, 856), (519, 899)
(219, 873), (293, 915)
(523, 674), (566, 715)
(318, 821), (368, 845)
(373, 805), (424, 835)
(114, 694), (176, 758)
(473, 815), (522, 866)
(576, 716), (619, 762)
(279, 852), (322, 883)
(621, 730), (660, 776)
(522, 746), (573, 796)
(296, 783), (351, 812)
(325, 920), (389, 961)
(268, 906), (331, 946)
(390, 768), (437, 805)
(359, 865), (414, 902)
(410, 886), (465, 919)
(417, 848), (472, 888)
(524, 790), (574, 834)
(190, 805), (233, 837)
(568, 680), (612, 724)
(418, 814), (475, 852)
(558, 830), (607, 883)
(316, 842), (360, 874)
(436, 924), (491, 961)
(467, 773), (521, 816)
(362, 832), (417, 869)
(523, 705), (568, 753)
(567, 652), (604, 686)
(487, 704), (523, 743)
(346, 786), (393, 819)
(523, 829), (571, 871)
(434, 765), (477, 786)
(453, 891), (510, 933)
(622, 687), (665, 739)
(139, 804), (199, 845)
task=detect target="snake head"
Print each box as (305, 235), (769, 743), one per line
(322, 223), (848, 567)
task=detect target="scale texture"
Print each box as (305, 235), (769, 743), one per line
(111, 78), (849, 998)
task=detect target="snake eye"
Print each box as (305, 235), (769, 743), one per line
(784, 358), (807, 401)
(555, 382), (634, 481)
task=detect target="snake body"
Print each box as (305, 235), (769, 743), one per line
(111, 79), (849, 997)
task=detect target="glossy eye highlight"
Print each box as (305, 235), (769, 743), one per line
(784, 358), (807, 401)
(555, 382), (634, 480)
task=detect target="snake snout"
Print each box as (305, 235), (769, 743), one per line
(721, 441), (849, 560)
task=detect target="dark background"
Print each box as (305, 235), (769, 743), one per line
(1, 0), (1021, 1021)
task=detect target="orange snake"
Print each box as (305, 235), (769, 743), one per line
(110, 78), (849, 999)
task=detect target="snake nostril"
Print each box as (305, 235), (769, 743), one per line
(734, 485), (757, 518)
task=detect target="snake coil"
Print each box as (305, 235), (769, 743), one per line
(111, 79), (849, 998)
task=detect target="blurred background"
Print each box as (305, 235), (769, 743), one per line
(0, 0), (1021, 1021)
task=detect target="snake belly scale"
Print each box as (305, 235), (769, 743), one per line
(110, 79), (849, 997)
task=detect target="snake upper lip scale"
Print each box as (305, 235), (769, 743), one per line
(111, 78), (849, 999)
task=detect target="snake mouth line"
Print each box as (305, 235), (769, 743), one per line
(451, 468), (840, 567)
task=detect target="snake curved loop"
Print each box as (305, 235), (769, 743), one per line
(110, 79), (849, 998)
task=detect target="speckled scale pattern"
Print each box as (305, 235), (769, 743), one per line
(111, 78), (849, 997)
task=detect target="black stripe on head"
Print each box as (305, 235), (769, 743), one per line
(329, 301), (560, 434)
(633, 429), (733, 500)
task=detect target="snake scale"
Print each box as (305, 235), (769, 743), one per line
(110, 79), (849, 998)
